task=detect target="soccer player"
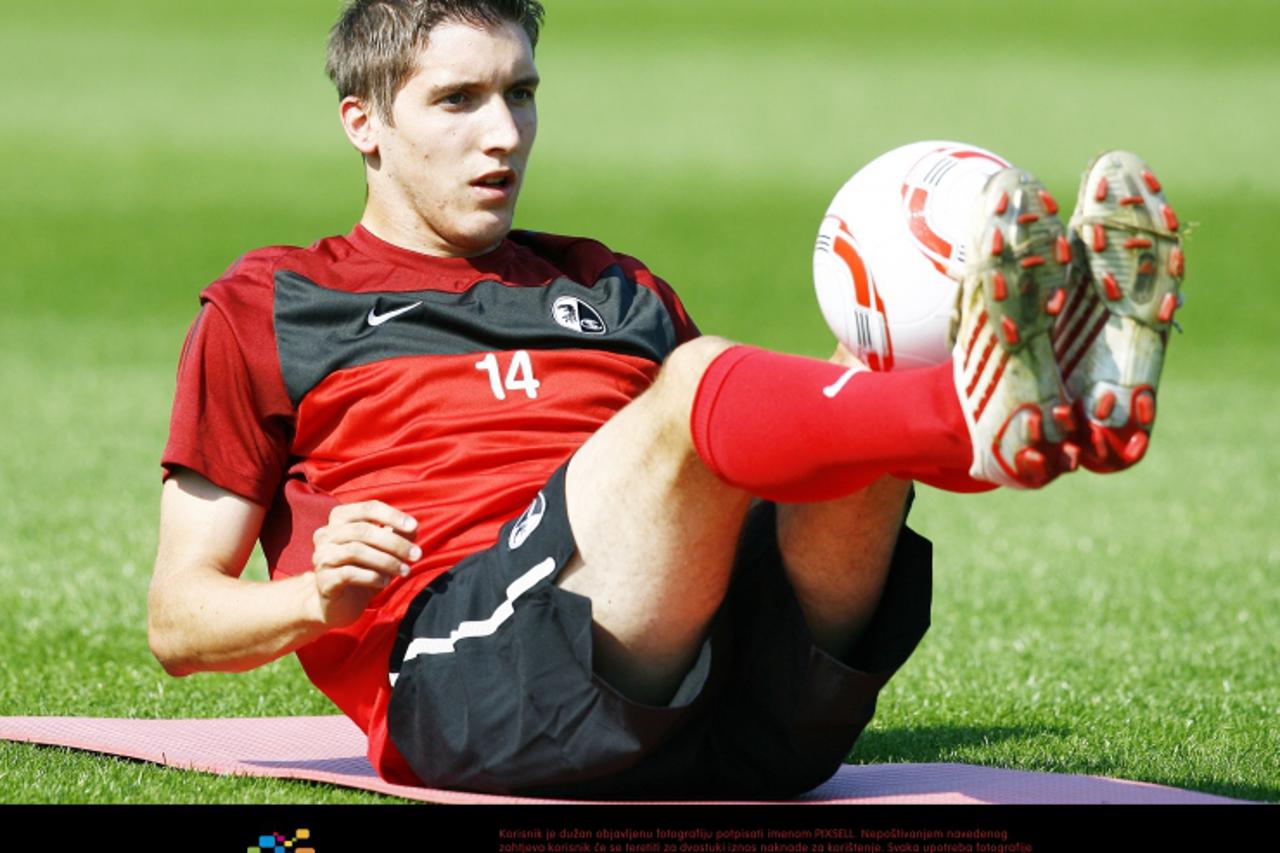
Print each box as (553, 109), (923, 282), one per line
(148, 0), (1183, 797)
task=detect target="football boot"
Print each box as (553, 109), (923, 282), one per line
(1055, 151), (1185, 472)
(952, 167), (1081, 488)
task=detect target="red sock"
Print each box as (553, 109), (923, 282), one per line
(689, 345), (994, 501)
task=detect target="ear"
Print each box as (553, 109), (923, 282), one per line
(339, 95), (380, 156)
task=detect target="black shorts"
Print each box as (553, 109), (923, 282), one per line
(386, 462), (931, 799)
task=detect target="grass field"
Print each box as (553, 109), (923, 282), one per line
(1, 0), (1277, 803)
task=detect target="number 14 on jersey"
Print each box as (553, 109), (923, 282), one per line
(475, 351), (541, 400)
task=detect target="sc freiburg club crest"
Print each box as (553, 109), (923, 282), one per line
(508, 491), (547, 550)
(552, 295), (607, 335)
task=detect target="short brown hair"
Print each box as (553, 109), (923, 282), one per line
(326, 0), (545, 123)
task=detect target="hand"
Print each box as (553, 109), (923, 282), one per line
(310, 501), (420, 628)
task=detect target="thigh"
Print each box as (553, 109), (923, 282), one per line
(557, 336), (753, 702)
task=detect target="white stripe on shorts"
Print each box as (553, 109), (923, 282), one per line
(390, 557), (557, 686)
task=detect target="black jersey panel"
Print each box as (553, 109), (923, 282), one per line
(273, 267), (679, 405)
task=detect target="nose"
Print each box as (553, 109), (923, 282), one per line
(481, 97), (524, 155)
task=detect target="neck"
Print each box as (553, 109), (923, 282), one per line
(360, 213), (502, 260)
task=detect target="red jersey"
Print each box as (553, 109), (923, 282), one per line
(162, 225), (698, 782)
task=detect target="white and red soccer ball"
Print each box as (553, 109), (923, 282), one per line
(813, 141), (1012, 370)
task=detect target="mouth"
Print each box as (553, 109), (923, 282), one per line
(471, 169), (517, 192)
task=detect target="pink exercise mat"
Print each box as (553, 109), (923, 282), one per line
(0, 715), (1246, 804)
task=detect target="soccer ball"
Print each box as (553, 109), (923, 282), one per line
(813, 140), (1013, 370)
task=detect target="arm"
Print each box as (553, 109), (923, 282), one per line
(148, 468), (419, 677)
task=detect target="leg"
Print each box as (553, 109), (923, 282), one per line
(390, 340), (946, 795)
(777, 475), (911, 660)
(772, 345), (912, 660)
(559, 336), (973, 705)
(682, 494), (933, 798)
(557, 336), (751, 704)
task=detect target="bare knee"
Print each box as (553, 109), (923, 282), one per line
(570, 334), (741, 482)
(647, 335), (738, 431)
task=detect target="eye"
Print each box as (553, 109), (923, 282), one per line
(440, 91), (469, 107)
(509, 86), (536, 103)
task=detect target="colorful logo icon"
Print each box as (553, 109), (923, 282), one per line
(248, 828), (313, 853)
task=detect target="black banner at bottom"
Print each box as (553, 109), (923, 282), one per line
(0, 803), (1273, 852)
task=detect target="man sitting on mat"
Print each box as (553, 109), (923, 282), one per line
(149, 0), (1183, 797)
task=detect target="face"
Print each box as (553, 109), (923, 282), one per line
(361, 20), (539, 257)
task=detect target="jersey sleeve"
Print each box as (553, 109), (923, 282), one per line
(161, 299), (293, 506)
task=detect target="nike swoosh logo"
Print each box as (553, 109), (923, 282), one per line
(367, 301), (423, 327)
(822, 363), (869, 398)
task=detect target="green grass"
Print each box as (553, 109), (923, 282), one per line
(1, 0), (1277, 803)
